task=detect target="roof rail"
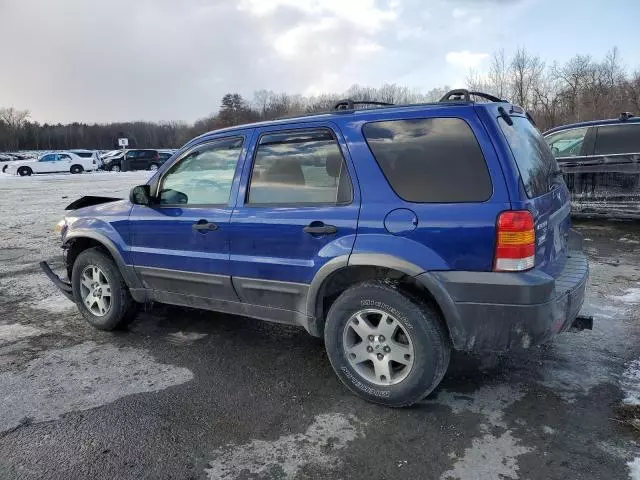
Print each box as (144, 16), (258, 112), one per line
(333, 99), (395, 111)
(620, 111), (634, 121)
(439, 89), (507, 103)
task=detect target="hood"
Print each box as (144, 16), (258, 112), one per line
(67, 198), (132, 219)
(65, 195), (123, 210)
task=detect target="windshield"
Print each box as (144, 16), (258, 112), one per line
(499, 116), (559, 198)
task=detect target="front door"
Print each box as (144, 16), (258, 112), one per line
(38, 153), (61, 172)
(228, 124), (360, 313)
(129, 135), (248, 302)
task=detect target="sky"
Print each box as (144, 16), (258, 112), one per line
(0, 0), (639, 124)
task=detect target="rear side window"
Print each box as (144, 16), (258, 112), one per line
(499, 116), (558, 198)
(72, 151), (94, 158)
(594, 124), (640, 155)
(362, 118), (492, 203)
(248, 129), (352, 205)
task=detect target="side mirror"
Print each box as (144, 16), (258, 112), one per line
(130, 185), (152, 205)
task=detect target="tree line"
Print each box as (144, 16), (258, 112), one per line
(2, 47), (639, 152)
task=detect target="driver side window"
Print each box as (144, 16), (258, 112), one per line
(545, 127), (588, 160)
(158, 137), (243, 206)
(40, 154), (57, 162)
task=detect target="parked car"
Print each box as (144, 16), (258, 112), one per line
(3, 151), (96, 176)
(544, 113), (640, 218)
(101, 149), (165, 172)
(69, 149), (101, 167)
(41, 90), (589, 407)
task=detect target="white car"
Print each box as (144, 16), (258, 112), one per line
(3, 152), (97, 176)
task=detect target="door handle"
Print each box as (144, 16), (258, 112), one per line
(303, 222), (337, 235)
(193, 220), (218, 232)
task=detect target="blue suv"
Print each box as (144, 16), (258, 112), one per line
(41, 90), (589, 407)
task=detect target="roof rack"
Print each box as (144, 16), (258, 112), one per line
(439, 89), (507, 103)
(333, 99), (395, 111)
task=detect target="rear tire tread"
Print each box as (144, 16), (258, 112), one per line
(324, 280), (451, 407)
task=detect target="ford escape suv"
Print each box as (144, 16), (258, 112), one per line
(41, 90), (589, 407)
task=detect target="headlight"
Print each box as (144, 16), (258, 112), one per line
(54, 219), (66, 234)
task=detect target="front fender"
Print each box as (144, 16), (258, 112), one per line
(63, 219), (143, 290)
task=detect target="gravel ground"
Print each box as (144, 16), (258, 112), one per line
(1, 171), (639, 479)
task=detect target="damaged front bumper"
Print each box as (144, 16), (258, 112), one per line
(40, 261), (74, 301)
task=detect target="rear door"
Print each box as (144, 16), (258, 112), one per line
(591, 123), (640, 207)
(57, 153), (73, 172)
(498, 115), (570, 277)
(227, 123), (359, 313)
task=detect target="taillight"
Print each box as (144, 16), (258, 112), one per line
(494, 210), (535, 272)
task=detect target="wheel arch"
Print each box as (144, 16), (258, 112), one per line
(306, 254), (456, 343)
(64, 231), (144, 293)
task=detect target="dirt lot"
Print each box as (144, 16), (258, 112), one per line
(1, 172), (640, 480)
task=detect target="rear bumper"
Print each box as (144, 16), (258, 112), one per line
(421, 244), (589, 352)
(40, 261), (74, 301)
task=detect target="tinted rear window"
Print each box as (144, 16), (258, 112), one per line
(362, 118), (492, 203)
(594, 124), (640, 155)
(499, 116), (558, 198)
(72, 151), (94, 158)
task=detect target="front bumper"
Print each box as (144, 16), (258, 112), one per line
(425, 248), (589, 352)
(40, 261), (74, 301)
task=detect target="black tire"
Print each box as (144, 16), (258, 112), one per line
(71, 247), (139, 330)
(2, 164), (7, 173)
(148, 163), (159, 171)
(70, 164), (84, 174)
(109, 164), (121, 172)
(17, 166), (32, 176)
(324, 281), (451, 407)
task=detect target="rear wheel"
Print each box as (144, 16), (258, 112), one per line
(2, 165), (7, 173)
(109, 164), (121, 172)
(324, 281), (451, 407)
(70, 164), (84, 174)
(71, 247), (139, 330)
(17, 166), (32, 176)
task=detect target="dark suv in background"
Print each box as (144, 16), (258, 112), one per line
(544, 114), (640, 218)
(102, 149), (167, 172)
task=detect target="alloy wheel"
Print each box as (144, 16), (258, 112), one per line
(79, 265), (112, 317)
(342, 308), (415, 386)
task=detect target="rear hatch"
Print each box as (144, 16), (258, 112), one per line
(498, 114), (571, 277)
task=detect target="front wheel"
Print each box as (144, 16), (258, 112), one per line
(148, 163), (159, 171)
(71, 247), (139, 330)
(324, 281), (451, 407)
(109, 164), (121, 172)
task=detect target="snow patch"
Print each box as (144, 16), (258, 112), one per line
(611, 287), (640, 304)
(0, 341), (193, 433)
(629, 457), (640, 480)
(441, 430), (532, 480)
(621, 359), (640, 406)
(166, 331), (208, 345)
(619, 237), (640, 245)
(205, 413), (361, 479)
(0, 324), (42, 345)
(428, 384), (526, 428)
(32, 295), (75, 313)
